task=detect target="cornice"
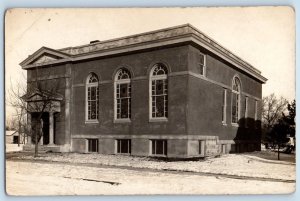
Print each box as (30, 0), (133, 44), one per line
(20, 24), (267, 83)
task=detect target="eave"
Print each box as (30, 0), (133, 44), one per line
(20, 24), (267, 83)
(20, 46), (71, 69)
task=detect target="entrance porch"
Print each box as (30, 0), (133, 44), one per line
(22, 90), (65, 152)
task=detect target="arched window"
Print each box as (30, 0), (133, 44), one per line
(231, 76), (241, 124)
(150, 63), (168, 119)
(86, 73), (99, 122)
(114, 68), (131, 120)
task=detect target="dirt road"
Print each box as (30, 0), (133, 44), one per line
(6, 160), (295, 195)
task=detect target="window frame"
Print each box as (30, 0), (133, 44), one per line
(115, 139), (131, 154)
(244, 96), (249, 127)
(149, 64), (169, 122)
(199, 140), (205, 156)
(231, 76), (241, 126)
(254, 100), (258, 121)
(150, 139), (167, 156)
(198, 52), (206, 76)
(221, 144), (227, 154)
(222, 89), (227, 125)
(85, 73), (99, 123)
(114, 68), (132, 123)
(86, 139), (99, 153)
(245, 97), (249, 118)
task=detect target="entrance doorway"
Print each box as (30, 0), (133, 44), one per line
(31, 112), (50, 145)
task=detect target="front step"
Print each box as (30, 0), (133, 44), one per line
(23, 144), (61, 153)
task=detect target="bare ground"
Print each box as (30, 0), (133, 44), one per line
(6, 160), (295, 195)
(5, 149), (296, 195)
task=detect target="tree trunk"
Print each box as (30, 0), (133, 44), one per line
(34, 130), (38, 157)
(23, 131), (26, 145)
(277, 145), (280, 160)
(34, 114), (44, 157)
(18, 123), (20, 147)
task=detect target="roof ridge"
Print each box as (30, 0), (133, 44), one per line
(56, 24), (261, 75)
(57, 24), (191, 52)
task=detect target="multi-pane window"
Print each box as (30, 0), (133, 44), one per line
(115, 68), (131, 120)
(116, 139), (131, 154)
(86, 73), (99, 122)
(232, 77), (241, 124)
(87, 139), (98, 152)
(222, 89), (227, 124)
(198, 53), (206, 76)
(150, 64), (168, 119)
(151, 140), (167, 156)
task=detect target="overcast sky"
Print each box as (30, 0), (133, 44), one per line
(5, 7), (295, 118)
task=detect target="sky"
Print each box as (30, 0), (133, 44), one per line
(5, 7), (295, 119)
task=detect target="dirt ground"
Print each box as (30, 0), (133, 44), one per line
(6, 160), (295, 195)
(5, 148), (296, 195)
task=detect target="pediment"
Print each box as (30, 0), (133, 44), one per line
(26, 93), (45, 101)
(30, 53), (62, 65)
(20, 47), (71, 68)
(22, 90), (63, 102)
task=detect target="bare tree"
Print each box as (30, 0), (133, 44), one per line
(262, 93), (288, 129)
(8, 68), (62, 157)
(5, 115), (17, 131)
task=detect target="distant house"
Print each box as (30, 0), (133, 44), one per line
(20, 24), (267, 157)
(6, 130), (27, 144)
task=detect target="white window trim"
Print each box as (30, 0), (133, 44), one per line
(114, 118), (131, 123)
(86, 139), (98, 153)
(115, 139), (131, 155)
(199, 140), (205, 156)
(149, 117), (168, 123)
(222, 144), (227, 154)
(231, 92), (240, 127)
(231, 77), (241, 126)
(85, 75), (99, 123)
(254, 100), (258, 121)
(149, 139), (167, 157)
(245, 97), (248, 118)
(199, 53), (207, 77)
(222, 89), (227, 125)
(85, 139), (88, 153)
(114, 75), (131, 122)
(149, 67), (168, 122)
(245, 96), (249, 127)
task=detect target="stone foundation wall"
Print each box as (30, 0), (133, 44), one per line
(70, 135), (260, 158)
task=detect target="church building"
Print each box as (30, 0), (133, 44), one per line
(21, 24), (267, 158)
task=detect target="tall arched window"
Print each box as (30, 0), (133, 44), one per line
(150, 63), (168, 119)
(86, 73), (99, 122)
(114, 68), (131, 120)
(231, 76), (241, 124)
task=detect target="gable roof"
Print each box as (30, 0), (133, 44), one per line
(6, 131), (17, 136)
(20, 47), (71, 69)
(22, 89), (63, 102)
(20, 24), (267, 83)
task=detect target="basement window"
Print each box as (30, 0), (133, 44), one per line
(151, 140), (167, 156)
(87, 139), (98, 153)
(116, 139), (131, 154)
